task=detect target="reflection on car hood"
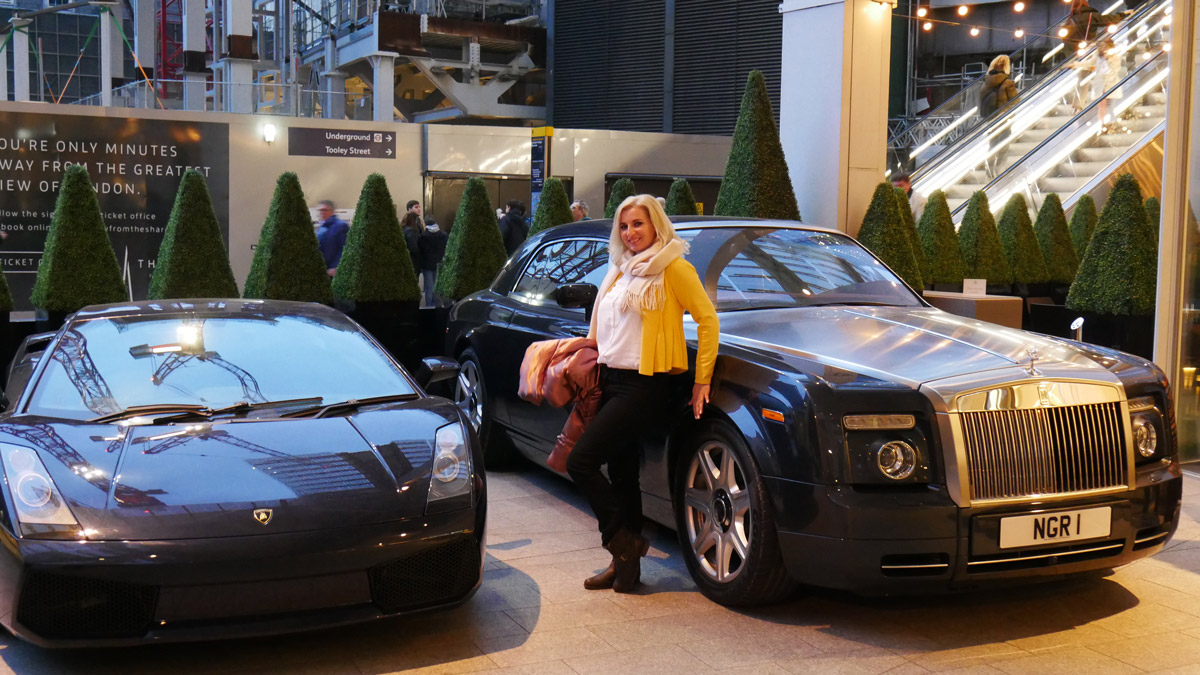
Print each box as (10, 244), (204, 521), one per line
(714, 307), (1111, 387)
(0, 399), (460, 541)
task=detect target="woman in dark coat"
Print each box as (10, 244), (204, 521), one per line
(1064, 0), (1130, 49)
(418, 216), (449, 307)
(979, 54), (1018, 119)
(401, 211), (423, 279)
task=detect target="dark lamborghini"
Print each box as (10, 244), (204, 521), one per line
(0, 300), (484, 647)
(446, 217), (1180, 606)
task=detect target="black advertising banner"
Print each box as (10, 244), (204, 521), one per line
(0, 112), (229, 312)
(530, 126), (551, 216)
(288, 127), (396, 159)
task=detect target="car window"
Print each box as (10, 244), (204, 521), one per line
(510, 238), (609, 309)
(25, 314), (416, 420)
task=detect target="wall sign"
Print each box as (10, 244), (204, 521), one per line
(0, 111), (230, 312)
(530, 126), (552, 216)
(288, 128), (396, 159)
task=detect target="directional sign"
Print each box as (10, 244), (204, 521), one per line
(288, 128), (396, 159)
(530, 126), (552, 215)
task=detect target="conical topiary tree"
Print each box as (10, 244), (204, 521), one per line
(713, 70), (801, 221)
(332, 173), (419, 302)
(1067, 174), (1156, 316)
(957, 191), (1013, 286)
(243, 172), (333, 304)
(0, 266), (13, 314)
(148, 169), (239, 300)
(857, 183), (922, 290)
(1069, 193), (1098, 258)
(1032, 193), (1078, 285)
(435, 176), (508, 301)
(605, 178), (637, 219)
(32, 165), (127, 312)
(1145, 196), (1160, 246)
(528, 178), (573, 237)
(917, 190), (968, 286)
(895, 188), (930, 285)
(665, 178), (700, 216)
(996, 194), (1049, 285)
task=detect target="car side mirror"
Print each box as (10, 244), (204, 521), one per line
(415, 356), (460, 390)
(554, 283), (599, 321)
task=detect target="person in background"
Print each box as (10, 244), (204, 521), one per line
(406, 199), (423, 222)
(891, 173), (926, 222)
(401, 212), (424, 282)
(498, 199), (528, 256)
(1065, 0), (1131, 50)
(418, 215), (449, 307)
(315, 200), (349, 277)
(979, 54), (1018, 121)
(571, 200), (591, 222)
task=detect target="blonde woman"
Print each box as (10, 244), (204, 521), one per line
(566, 194), (719, 593)
(979, 54), (1018, 119)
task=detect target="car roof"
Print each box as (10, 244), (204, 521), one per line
(70, 299), (342, 322)
(539, 216), (841, 241)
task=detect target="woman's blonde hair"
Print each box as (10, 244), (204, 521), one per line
(989, 54), (1011, 75)
(609, 194), (684, 259)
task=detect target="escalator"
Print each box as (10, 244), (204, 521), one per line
(902, 0), (1173, 219)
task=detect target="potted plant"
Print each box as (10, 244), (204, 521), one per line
(665, 178), (700, 216)
(1031, 193), (1078, 304)
(605, 178), (638, 219)
(149, 169), (239, 300)
(1069, 193), (1099, 259)
(895, 188), (931, 289)
(243, 172), (333, 304)
(713, 70), (801, 221)
(434, 177), (509, 302)
(996, 194), (1049, 299)
(332, 173), (422, 365)
(916, 189), (967, 292)
(1145, 196), (1160, 246)
(31, 165), (127, 332)
(957, 191), (1013, 294)
(528, 178), (574, 237)
(857, 183), (923, 291)
(1066, 174), (1156, 358)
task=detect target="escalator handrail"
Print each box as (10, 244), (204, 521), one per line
(909, 0), (1169, 185)
(944, 49), (1168, 220)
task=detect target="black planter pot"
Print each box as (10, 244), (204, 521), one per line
(348, 300), (420, 369)
(1012, 282), (1051, 299)
(1048, 283), (1071, 305)
(931, 282), (964, 293)
(1026, 306), (1155, 360)
(986, 283), (1013, 296)
(1026, 302), (1081, 339)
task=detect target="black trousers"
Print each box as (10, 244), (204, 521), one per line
(566, 365), (674, 547)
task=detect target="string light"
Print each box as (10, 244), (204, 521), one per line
(970, 26), (980, 36)
(1107, 23), (1118, 33)
(1079, 40), (1088, 49)
(1014, 27), (1025, 38)
(916, 6), (928, 17)
(1014, 1), (1025, 11)
(923, 20), (933, 30)
(1058, 27), (1069, 37)
(957, 4), (969, 15)
(1163, 42), (1172, 51)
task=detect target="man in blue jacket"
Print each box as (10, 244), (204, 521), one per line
(315, 200), (349, 277)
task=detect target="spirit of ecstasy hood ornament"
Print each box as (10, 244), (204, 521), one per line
(1025, 347), (1042, 377)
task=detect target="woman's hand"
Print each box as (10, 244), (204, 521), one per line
(691, 383), (710, 420)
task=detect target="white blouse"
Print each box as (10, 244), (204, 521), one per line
(593, 273), (643, 370)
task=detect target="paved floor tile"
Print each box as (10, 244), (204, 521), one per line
(991, 646), (1145, 675)
(476, 627), (616, 668)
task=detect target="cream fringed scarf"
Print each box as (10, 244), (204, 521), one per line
(611, 238), (687, 313)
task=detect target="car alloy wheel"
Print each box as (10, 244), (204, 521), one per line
(455, 348), (516, 468)
(683, 439), (751, 584)
(455, 358), (483, 432)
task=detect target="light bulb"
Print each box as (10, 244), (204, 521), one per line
(970, 26), (980, 36)
(1014, 1), (1025, 11)
(1059, 27), (1069, 37)
(917, 6), (928, 17)
(923, 20), (933, 30)
(957, 5), (968, 15)
(1014, 28), (1025, 38)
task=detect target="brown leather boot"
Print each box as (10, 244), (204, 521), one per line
(583, 558), (617, 590)
(605, 529), (649, 594)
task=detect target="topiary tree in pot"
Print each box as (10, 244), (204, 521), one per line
(435, 176), (508, 302)
(32, 165), (127, 331)
(149, 169), (239, 300)
(917, 190), (967, 291)
(665, 178), (700, 216)
(957, 191), (1013, 293)
(605, 178), (637, 219)
(857, 183), (922, 290)
(713, 70), (801, 221)
(332, 173), (422, 364)
(243, 172), (333, 304)
(1069, 193), (1099, 259)
(1032, 193), (1078, 304)
(996, 194), (1049, 297)
(1144, 196), (1160, 247)
(528, 178), (574, 237)
(895, 188), (931, 288)
(1067, 174), (1156, 357)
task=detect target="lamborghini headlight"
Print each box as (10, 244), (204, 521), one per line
(426, 423), (472, 514)
(0, 443), (82, 538)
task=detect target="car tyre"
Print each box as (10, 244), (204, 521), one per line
(456, 348), (517, 469)
(674, 421), (796, 606)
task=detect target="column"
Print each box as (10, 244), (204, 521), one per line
(370, 52), (399, 122)
(97, 4), (117, 107)
(0, 33), (7, 101)
(217, 0), (255, 113)
(779, 0), (893, 234)
(131, 0), (157, 79)
(182, 0), (207, 110)
(10, 18), (30, 102)
(321, 70), (348, 119)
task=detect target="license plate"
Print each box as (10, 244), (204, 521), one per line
(998, 506), (1112, 549)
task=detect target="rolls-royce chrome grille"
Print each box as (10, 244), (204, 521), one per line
(960, 402), (1127, 502)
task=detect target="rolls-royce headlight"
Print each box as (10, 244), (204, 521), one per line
(427, 423), (472, 514)
(1131, 416), (1158, 458)
(876, 440), (919, 480)
(0, 443), (82, 538)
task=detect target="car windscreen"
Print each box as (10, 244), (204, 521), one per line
(678, 227), (923, 312)
(25, 313), (415, 420)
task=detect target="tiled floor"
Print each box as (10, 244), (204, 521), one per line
(6, 467), (1200, 674)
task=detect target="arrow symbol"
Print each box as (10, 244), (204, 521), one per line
(386, 148), (392, 156)
(386, 134), (393, 141)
